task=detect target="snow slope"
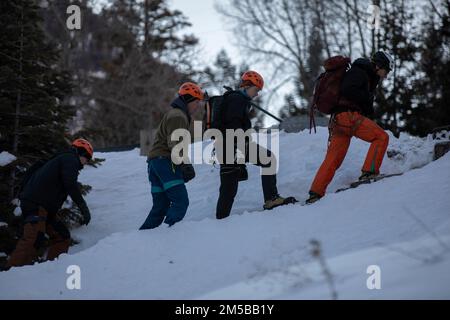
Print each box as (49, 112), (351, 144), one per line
(1, 128), (449, 299)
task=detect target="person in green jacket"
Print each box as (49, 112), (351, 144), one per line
(140, 82), (205, 230)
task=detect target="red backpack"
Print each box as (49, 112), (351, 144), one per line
(309, 55), (351, 133)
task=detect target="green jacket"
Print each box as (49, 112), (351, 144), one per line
(148, 98), (190, 161)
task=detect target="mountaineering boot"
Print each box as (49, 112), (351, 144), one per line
(358, 171), (379, 181)
(263, 195), (298, 210)
(305, 191), (322, 205)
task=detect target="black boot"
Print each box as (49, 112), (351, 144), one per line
(358, 171), (379, 181)
(305, 191), (322, 205)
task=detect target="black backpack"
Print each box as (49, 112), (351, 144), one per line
(203, 86), (236, 132)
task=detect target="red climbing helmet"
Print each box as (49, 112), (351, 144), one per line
(241, 70), (264, 90)
(72, 138), (94, 160)
(178, 82), (205, 100)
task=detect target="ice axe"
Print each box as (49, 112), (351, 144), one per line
(223, 86), (283, 123)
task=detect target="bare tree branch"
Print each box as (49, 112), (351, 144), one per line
(428, 0), (444, 18)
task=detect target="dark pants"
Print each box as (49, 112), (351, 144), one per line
(7, 206), (70, 268)
(140, 157), (189, 230)
(215, 143), (278, 219)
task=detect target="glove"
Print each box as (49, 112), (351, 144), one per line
(78, 201), (91, 226)
(238, 164), (248, 181)
(180, 163), (195, 183)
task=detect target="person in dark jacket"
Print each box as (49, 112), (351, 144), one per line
(306, 51), (394, 204)
(139, 82), (204, 230)
(215, 71), (296, 219)
(6, 139), (93, 268)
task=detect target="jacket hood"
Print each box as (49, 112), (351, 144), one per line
(170, 96), (191, 123)
(237, 89), (252, 101)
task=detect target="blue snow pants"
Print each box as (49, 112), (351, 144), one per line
(139, 157), (189, 230)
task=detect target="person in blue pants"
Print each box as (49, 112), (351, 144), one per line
(141, 158), (189, 228)
(140, 82), (205, 230)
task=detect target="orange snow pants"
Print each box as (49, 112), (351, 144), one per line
(6, 207), (70, 268)
(310, 111), (389, 196)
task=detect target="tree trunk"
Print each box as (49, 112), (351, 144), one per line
(352, 0), (367, 57)
(344, 0), (353, 58)
(371, 0), (380, 56)
(9, 4), (25, 200)
(144, 0), (149, 51)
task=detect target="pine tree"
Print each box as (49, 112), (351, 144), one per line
(372, 0), (418, 137)
(83, 0), (198, 147)
(405, 2), (450, 136)
(278, 16), (325, 119)
(202, 49), (238, 95)
(0, 0), (74, 257)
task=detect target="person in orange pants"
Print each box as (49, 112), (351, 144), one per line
(306, 51), (394, 204)
(8, 207), (72, 267)
(309, 111), (389, 198)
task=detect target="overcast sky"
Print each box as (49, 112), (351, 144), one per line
(170, 0), (240, 66)
(169, 0), (285, 126)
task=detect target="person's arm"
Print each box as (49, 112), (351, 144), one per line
(166, 116), (195, 182)
(166, 115), (190, 164)
(61, 155), (91, 225)
(61, 155), (85, 207)
(340, 68), (371, 110)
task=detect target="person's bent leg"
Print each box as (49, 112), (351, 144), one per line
(6, 207), (47, 268)
(46, 219), (71, 261)
(140, 158), (170, 230)
(140, 191), (170, 230)
(354, 117), (389, 174)
(164, 184), (189, 226)
(250, 143), (279, 202)
(216, 165), (240, 219)
(310, 114), (352, 196)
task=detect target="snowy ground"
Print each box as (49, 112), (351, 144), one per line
(1, 128), (449, 299)
(0, 151), (16, 167)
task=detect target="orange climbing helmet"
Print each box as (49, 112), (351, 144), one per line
(72, 138), (94, 160)
(178, 82), (205, 101)
(241, 70), (264, 90)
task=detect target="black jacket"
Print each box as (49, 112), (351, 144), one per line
(215, 90), (252, 164)
(337, 58), (380, 116)
(20, 150), (86, 216)
(221, 90), (252, 132)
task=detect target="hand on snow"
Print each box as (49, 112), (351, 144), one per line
(78, 202), (91, 226)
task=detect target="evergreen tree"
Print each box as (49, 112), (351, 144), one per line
(372, 0), (418, 136)
(278, 16), (325, 119)
(405, 2), (450, 136)
(0, 0), (74, 257)
(202, 49), (238, 95)
(83, 0), (198, 147)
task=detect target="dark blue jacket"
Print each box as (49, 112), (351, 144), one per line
(20, 150), (86, 216)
